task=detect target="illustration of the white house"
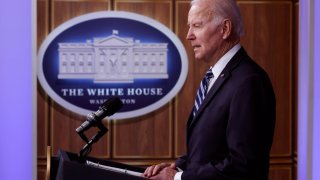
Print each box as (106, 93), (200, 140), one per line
(58, 30), (168, 83)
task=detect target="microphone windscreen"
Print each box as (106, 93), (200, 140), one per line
(100, 97), (123, 116)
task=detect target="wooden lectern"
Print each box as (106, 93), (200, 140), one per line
(46, 146), (147, 180)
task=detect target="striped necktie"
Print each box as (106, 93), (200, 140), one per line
(192, 67), (214, 117)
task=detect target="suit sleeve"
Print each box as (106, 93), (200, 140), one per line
(182, 75), (276, 180)
(175, 154), (188, 170)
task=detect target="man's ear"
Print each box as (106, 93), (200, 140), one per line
(221, 19), (232, 39)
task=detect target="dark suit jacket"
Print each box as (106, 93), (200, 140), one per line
(176, 48), (276, 180)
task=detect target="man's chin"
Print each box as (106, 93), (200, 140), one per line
(194, 53), (203, 60)
(194, 55), (207, 62)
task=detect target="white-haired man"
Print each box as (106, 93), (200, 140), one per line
(143, 0), (276, 179)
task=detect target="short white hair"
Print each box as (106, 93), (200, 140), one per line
(191, 0), (245, 37)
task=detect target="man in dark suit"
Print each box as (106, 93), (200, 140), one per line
(143, 0), (276, 179)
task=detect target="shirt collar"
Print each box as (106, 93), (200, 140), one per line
(211, 43), (241, 78)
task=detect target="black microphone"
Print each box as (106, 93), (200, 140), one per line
(76, 97), (123, 134)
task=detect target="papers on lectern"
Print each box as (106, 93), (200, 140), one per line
(86, 160), (143, 177)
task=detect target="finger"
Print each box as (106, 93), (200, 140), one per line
(143, 167), (149, 177)
(170, 162), (176, 169)
(148, 166), (156, 177)
(152, 163), (168, 176)
(143, 165), (155, 177)
(152, 164), (161, 176)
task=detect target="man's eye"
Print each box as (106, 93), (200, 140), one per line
(194, 23), (202, 28)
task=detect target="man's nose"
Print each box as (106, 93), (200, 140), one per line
(186, 29), (195, 40)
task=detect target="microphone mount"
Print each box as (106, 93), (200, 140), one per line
(77, 120), (108, 162)
(75, 97), (123, 162)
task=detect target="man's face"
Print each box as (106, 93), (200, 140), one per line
(187, 2), (223, 62)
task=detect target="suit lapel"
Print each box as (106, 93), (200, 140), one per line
(188, 72), (229, 128)
(188, 48), (247, 129)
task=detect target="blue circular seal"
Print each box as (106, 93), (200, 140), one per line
(38, 11), (188, 120)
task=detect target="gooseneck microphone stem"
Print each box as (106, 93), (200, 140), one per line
(79, 121), (108, 162)
(75, 97), (123, 162)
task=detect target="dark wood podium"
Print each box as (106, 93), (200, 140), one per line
(46, 147), (147, 180)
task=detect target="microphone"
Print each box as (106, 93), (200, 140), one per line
(76, 97), (123, 134)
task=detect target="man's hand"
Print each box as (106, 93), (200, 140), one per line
(150, 166), (177, 180)
(143, 162), (176, 179)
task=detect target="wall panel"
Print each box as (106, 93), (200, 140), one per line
(269, 165), (292, 180)
(239, 1), (292, 157)
(52, 0), (111, 28)
(50, 0), (111, 157)
(113, 106), (172, 158)
(51, 102), (110, 157)
(37, 0), (49, 48)
(37, 165), (46, 180)
(175, 1), (192, 158)
(37, 86), (48, 158)
(37, 0), (49, 158)
(112, 0), (173, 158)
(115, 0), (172, 28)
